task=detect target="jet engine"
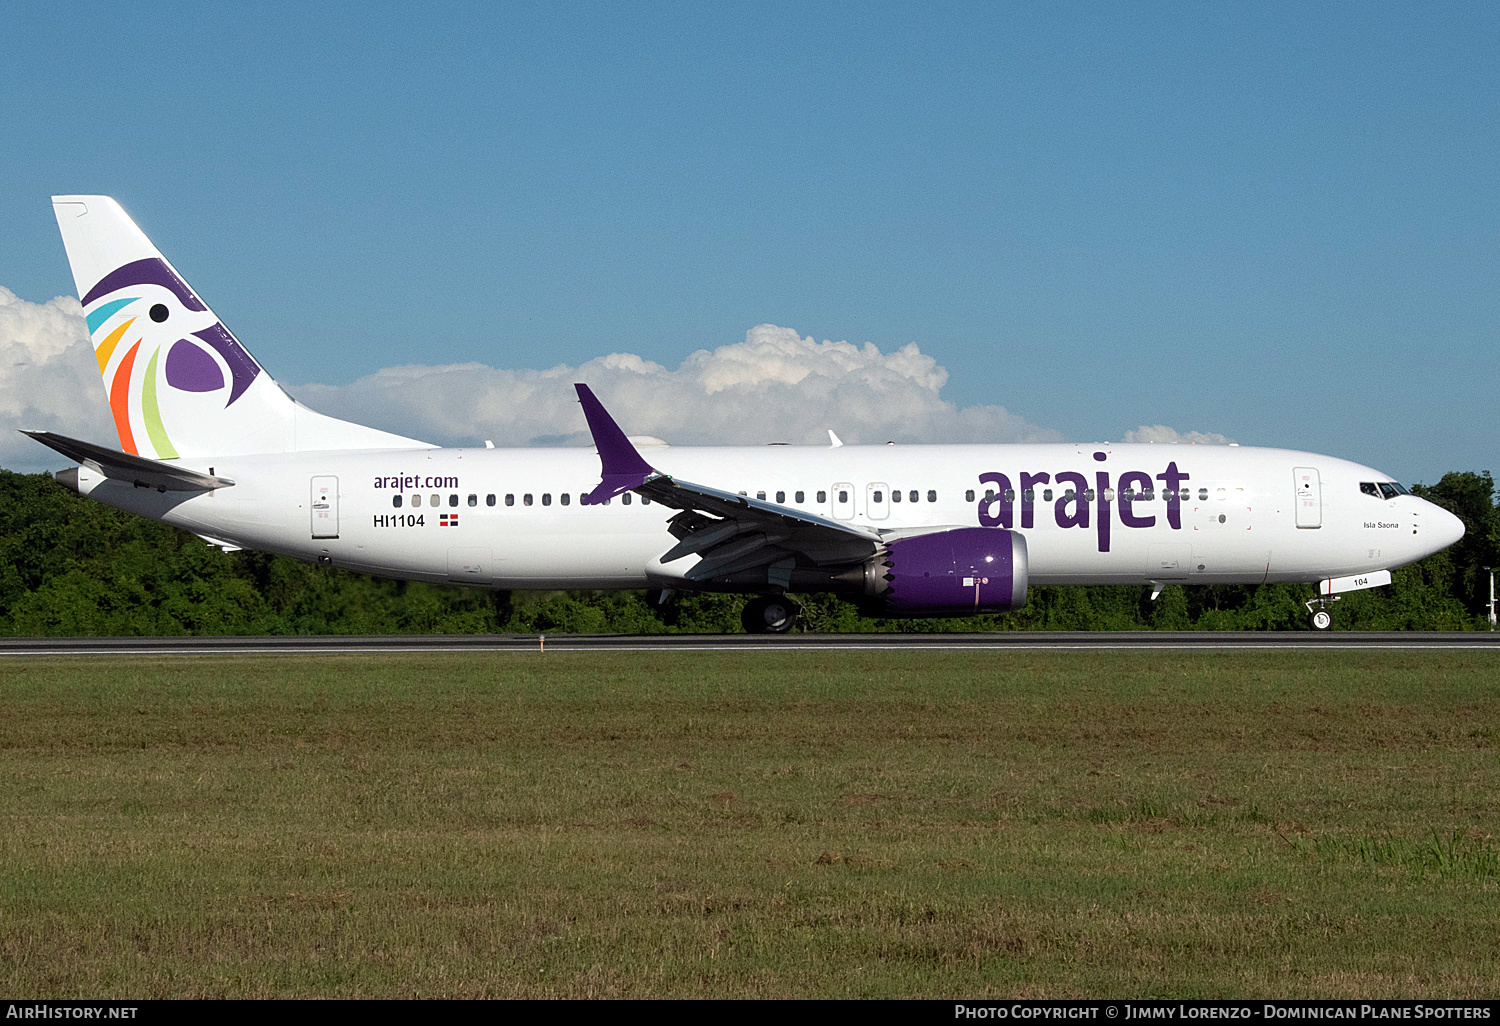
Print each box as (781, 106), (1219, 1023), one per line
(862, 527), (1028, 616)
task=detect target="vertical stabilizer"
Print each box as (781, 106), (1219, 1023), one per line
(51, 196), (430, 459)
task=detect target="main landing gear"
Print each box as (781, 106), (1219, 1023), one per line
(1304, 594), (1340, 631)
(742, 595), (800, 634)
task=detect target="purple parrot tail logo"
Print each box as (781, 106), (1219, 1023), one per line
(84, 257), (262, 407)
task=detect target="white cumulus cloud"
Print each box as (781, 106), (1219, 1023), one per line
(0, 288), (116, 472)
(1122, 424), (1235, 446)
(0, 286), (1244, 474)
(289, 324), (1064, 449)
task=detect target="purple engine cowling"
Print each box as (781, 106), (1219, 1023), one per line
(870, 527), (1028, 616)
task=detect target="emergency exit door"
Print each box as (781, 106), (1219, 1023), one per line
(831, 482), (855, 520)
(311, 476), (339, 538)
(1293, 467), (1321, 529)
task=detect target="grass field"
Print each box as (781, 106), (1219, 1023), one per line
(1, 651), (1497, 998)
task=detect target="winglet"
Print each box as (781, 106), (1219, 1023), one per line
(574, 384), (656, 504)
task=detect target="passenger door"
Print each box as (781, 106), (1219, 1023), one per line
(311, 476), (339, 539)
(1294, 467), (1321, 529)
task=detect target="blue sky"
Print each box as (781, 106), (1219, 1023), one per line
(1, 1), (1496, 484)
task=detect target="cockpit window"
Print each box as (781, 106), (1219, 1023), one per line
(1362, 481), (1410, 499)
(1360, 482), (1379, 497)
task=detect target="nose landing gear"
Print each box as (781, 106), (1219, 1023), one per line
(741, 594), (799, 634)
(1304, 594), (1340, 631)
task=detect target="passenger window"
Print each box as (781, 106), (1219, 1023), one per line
(909, 490), (918, 503)
(430, 494), (439, 507)
(1023, 489), (1034, 502)
(963, 490), (972, 502)
(580, 494), (587, 505)
(542, 493), (552, 506)
(641, 496), (650, 505)
(393, 495), (403, 508)
(523, 494), (533, 506)
(411, 494), (422, 507)
(486, 494), (496, 506)
(622, 493), (631, 505)
(1179, 489), (1190, 500)
(1084, 489), (1095, 501)
(757, 491), (766, 500)
(1143, 489), (1154, 501)
(838, 490), (849, 503)
(984, 489), (995, 502)
(776, 490), (785, 503)
(561, 493), (570, 506)
(1198, 488), (1208, 501)
(872, 491), (883, 503)
(927, 490), (937, 503)
(795, 491), (804, 503)
(1004, 488), (1016, 502)
(505, 494), (515, 506)
(1043, 489), (1053, 502)
(449, 494), (458, 507)
(817, 490), (827, 503)
(467, 494), (477, 507)
(893, 489), (903, 503)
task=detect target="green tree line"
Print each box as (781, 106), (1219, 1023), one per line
(1, 467), (1495, 635)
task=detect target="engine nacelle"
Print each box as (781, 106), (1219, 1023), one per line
(864, 527), (1028, 616)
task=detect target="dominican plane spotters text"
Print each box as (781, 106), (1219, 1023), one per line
(27, 196), (1463, 632)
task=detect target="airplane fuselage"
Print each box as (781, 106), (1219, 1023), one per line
(70, 441), (1456, 592)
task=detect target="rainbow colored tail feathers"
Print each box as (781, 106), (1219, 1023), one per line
(52, 196), (430, 460)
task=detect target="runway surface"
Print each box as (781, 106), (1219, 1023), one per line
(2, 631), (1498, 655)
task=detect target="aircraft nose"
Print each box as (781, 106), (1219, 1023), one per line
(1425, 501), (1465, 551)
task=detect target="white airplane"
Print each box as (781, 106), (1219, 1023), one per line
(27, 196), (1464, 633)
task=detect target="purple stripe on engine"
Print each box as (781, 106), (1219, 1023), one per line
(192, 323), (261, 404)
(883, 527), (1021, 614)
(82, 258), (207, 310)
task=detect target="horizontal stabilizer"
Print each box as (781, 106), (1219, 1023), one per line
(22, 430), (234, 491)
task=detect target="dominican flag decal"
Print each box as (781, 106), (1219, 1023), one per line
(440, 513), (458, 527)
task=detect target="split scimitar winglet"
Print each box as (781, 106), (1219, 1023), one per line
(575, 383), (658, 505)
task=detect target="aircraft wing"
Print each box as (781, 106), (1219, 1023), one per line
(21, 430), (235, 491)
(574, 384), (881, 587)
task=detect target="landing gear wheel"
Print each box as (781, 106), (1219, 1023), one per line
(741, 595), (798, 634)
(1310, 608), (1333, 631)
